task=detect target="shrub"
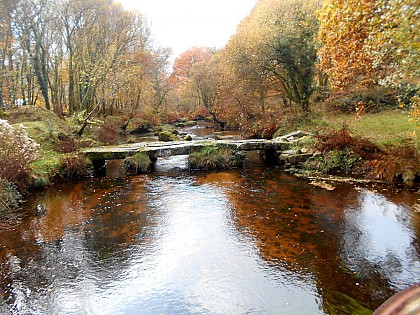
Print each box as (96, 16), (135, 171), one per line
(365, 146), (420, 186)
(188, 146), (244, 171)
(0, 119), (40, 184)
(97, 123), (120, 144)
(325, 87), (398, 113)
(307, 126), (419, 185)
(57, 153), (92, 180)
(305, 150), (364, 174)
(78, 139), (95, 148)
(316, 126), (381, 160)
(53, 136), (79, 153)
(0, 179), (23, 211)
(0, 179), (24, 228)
(303, 126), (381, 175)
(124, 152), (153, 175)
(244, 119), (278, 139)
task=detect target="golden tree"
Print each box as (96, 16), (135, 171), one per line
(317, 0), (419, 90)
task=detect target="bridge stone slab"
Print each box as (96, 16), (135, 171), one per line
(82, 139), (293, 163)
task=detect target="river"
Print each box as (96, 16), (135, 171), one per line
(0, 124), (419, 314)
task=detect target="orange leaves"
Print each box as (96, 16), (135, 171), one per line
(317, 0), (420, 91)
(316, 0), (377, 90)
(171, 47), (214, 86)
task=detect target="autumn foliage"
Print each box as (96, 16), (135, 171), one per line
(366, 146), (420, 185)
(316, 126), (381, 160)
(311, 126), (419, 185)
(1, 0), (417, 137)
(317, 0), (420, 89)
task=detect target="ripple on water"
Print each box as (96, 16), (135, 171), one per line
(0, 168), (418, 314)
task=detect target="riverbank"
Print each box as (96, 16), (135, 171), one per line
(0, 106), (419, 228)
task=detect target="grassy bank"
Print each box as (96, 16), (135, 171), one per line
(270, 107), (419, 187)
(317, 109), (418, 148)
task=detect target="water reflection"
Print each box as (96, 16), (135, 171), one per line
(341, 191), (419, 290)
(0, 167), (419, 314)
(195, 170), (420, 313)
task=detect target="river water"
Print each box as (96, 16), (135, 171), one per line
(0, 125), (419, 314)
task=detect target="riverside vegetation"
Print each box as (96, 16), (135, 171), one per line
(0, 102), (418, 229)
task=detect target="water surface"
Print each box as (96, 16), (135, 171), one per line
(0, 163), (419, 314)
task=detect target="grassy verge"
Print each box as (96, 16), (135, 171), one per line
(318, 109), (418, 147)
(188, 146), (244, 171)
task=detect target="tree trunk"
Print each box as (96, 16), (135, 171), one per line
(33, 41), (50, 110)
(210, 111), (226, 130)
(75, 101), (101, 137)
(68, 52), (75, 114)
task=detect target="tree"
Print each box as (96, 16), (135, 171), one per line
(212, 0), (320, 133)
(0, 0), (16, 111)
(172, 47), (214, 86)
(171, 47), (214, 115)
(369, 0), (419, 85)
(188, 58), (223, 126)
(218, 27), (270, 127)
(58, 0), (91, 114)
(0, 0), (171, 124)
(265, 0), (320, 112)
(317, 0), (419, 90)
(27, 0), (54, 110)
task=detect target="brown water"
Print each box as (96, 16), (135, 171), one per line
(0, 158), (419, 314)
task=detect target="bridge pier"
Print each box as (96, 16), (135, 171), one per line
(260, 149), (279, 164)
(92, 159), (107, 177)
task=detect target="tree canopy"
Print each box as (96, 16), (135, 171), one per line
(317, 0), (419, 89)
(1, 0), (418, 136)
(0, 0), (170, 119)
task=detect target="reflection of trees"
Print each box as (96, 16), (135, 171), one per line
(340, 192), (420, 298)
(84, 178), (153, 263)
(197, 169), (419, 313)
(0, 177), (156, 312)
(1, 169), (418, 313)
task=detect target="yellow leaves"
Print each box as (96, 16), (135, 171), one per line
(407, 95), (420, 136)
(318, 0), (420, 90)
(316, 0), (379, 90)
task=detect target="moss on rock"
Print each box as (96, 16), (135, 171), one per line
(188, 146), (244, 171)
(124, 152), (153, 175)
(158, 131), (178, 142)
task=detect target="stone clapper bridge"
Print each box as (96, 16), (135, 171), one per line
(82, 131), (315, 174)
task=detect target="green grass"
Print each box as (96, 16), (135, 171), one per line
(30, 150), (62, 177)
(18, 121), (57, 150)
(309, 109), (418, 148)
(124, 152), (153, 174)
(30, 150), (63, 188)
(188, 146), (243, 170)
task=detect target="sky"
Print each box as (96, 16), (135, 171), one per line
(118, 0), (257, 61)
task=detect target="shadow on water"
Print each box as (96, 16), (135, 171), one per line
(0, 158), (419, 314)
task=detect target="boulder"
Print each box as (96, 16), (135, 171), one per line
(275, 130), (312, 142)
(158, 131), (178, 142)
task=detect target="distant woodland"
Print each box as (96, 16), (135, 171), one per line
(1, 0), (419, 136)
